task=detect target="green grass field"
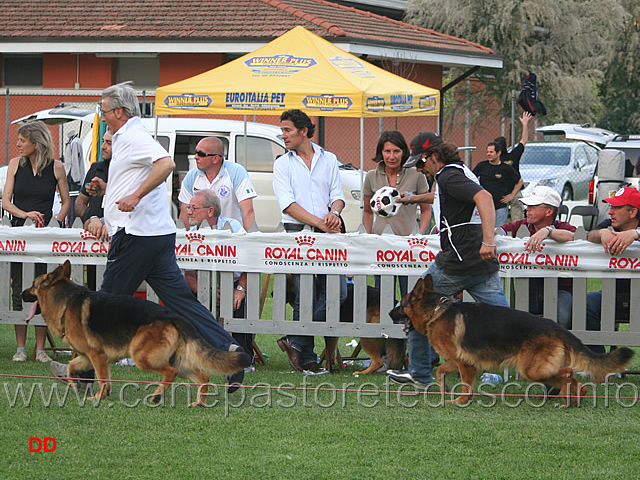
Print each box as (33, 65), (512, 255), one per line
(2, 324), (640, 479)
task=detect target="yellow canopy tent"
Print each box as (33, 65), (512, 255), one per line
(155, 25), (439, 119)
(155, 25), (440, 189)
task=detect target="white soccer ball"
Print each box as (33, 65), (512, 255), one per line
(371, 186), (401, 218)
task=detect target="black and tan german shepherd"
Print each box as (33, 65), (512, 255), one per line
(390, 275), (634, 406)
(22, 260), (251, 406)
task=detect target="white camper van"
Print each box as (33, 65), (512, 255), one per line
(11, 109), (364, 232)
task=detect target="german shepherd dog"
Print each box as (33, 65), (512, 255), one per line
(22, 261), (251, 406)
(284, 274), (406, 374)
(390, 275), (634, 406)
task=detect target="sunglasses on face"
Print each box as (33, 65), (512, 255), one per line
(194, 150), (220, 158)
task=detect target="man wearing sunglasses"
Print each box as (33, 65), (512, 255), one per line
(178, 137), (256, 232)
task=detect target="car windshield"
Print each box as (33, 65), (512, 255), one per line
(520, 146), (571, 166)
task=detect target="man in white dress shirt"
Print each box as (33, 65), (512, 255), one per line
(272, 109), (347, 373)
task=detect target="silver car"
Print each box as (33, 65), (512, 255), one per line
(519, 142), (598, 201)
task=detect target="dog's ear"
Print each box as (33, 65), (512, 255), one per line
(423, 274), (434, 293)
(412, 277), (426, 297)
(62, 260), (72, 279)
(46, 263), (67, 284)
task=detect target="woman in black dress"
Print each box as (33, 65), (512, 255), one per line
(2, 121), (70, 362)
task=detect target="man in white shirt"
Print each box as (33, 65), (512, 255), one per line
(178, 136), (256, 231)
(272, 109), (347, 373)
(84, 82), (246, 392)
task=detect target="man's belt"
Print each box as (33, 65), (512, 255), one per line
(283, 223), (324, 233)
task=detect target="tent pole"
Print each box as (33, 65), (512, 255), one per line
(360, 117), (364, 210)
(154, 114), (159, 140)
(243, 115), (248, 169)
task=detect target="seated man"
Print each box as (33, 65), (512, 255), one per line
(184, 190), (254, 361)
(500, 186), (575, 327)
(586, 187), (640, 353)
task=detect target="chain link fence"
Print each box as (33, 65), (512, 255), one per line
(0, 88), (613, 209)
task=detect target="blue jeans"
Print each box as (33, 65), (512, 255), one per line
(374, 275), (408, 301)
(288, 273), (348, 366)
(407, 264), (508, 384)
(529, 284), (573, 329)
(101, 230), (237, 351)
(585, 292), (607, 354)
(554, 290), (573, 329)
(495, 207), (508, 227)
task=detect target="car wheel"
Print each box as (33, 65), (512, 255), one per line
(561, 185), (573, 202)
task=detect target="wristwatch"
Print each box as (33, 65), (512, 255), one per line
(330, 210), (341, 217)
(236, 285), (246, 293)
(545, 225), (555, 237)
(635, 228), (640, 241)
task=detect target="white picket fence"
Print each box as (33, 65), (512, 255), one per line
(1, 225), (639, 348)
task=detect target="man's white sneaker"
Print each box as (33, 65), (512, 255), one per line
(12, 351), (27, 362)
(35, 350), (52, 362)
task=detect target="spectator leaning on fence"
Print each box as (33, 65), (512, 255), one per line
(2, 121), (70, 362)
(585, 187), (640, 354)
(272, 109), (347, 374)
(499, 185), (575, 328)
(184, 190), (254, 362)
(363, 130), (430, 298)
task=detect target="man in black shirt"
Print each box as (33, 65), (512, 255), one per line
(387, 135), (509, 388)
(75, 130), (111, 228)
(473, 142), (522, 227)
(495, 111), (531, 221)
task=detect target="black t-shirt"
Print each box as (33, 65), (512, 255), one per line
(11, 159), (57, 227)
(435, 164), (499, 276)
(501, 143), (525, 174)
(79, 159), (110, 223)
(473, 160), (521, 209)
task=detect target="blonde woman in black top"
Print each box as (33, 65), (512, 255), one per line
(3, 121), (70, 362)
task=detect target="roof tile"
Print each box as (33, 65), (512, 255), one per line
(0, 0), (493, 56)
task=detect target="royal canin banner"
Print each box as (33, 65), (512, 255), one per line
(0, 226), (639, 279)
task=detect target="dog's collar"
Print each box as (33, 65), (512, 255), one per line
(426, 296), (452, 325)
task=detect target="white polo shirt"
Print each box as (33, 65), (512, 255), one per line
(104, 116), (176, 236)
(272, 143), (345, 225)
(178, 161), (256, 224)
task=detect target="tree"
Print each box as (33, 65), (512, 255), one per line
(599, 0), (640, 133)
(405, 0), (626, 125)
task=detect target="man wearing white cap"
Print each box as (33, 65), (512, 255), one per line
(585, 187), (640, 353)
(499, 186), (576, 327)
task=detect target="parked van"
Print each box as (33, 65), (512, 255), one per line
(537, 124), (640, 223)
(11, 109), (364, 232)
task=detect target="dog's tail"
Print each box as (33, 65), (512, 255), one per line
(182, 338), (252, 375)
(175, 320), (252, 375)
(573, 347), (634, 381)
